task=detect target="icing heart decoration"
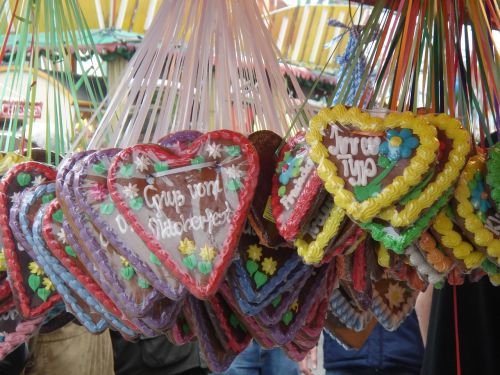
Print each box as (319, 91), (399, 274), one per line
(0, 162), (61, 319)
(306, 105), (439, 223)
(108, 130), (259, 299)
(271, 131), (326, 241)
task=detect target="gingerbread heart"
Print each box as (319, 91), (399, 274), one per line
(158, 130), (203, 152)
(108, 130), (259, 299)
(256, 261), (336, 345)
(371, 277), (418, 331)
(185, 296), (239, 372)
(451, 155), (500, 264)
(362, 114), (470, 253)
(228, 224), (306, 310)
(206, 293), (251, 352)
(164, 308), (196, 345)
(328, 286), (373, 332)
(73, 148), (185, 300)
(0, 307), (46, 360)
(31, 205), (108, 333)
(271, 132), (326, 241)
(486, 142), (500, 211)
(0, 162), (61, 319)
(40, 201), (137, 338)
(247, 130), (290, 248)
(307, 105), (439, 223)
(294, 193), (347, 265)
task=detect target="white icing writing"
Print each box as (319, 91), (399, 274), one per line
(0, 310), (18, 320)
(280, 158), (315, 210)
(305, 197), (333, 239)
(144, 185), (185, 214)
(327, 124), (381, 187)
(486, 213), (500, 236)
(186, 180), (222, 200)
(147, 202), (233, 240)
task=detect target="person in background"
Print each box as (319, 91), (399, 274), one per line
(210, 340), (303, 375)
(111, 331), (208, 375)
(323, 311), (424, 375)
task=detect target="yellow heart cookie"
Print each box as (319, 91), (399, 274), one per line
(307, 105), (439, 223)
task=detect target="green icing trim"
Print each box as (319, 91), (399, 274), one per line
(137, 278), (151, 289)
(65, 246), (76, 257)
(362, 188), (454, 254)
(93, 162), (107, 175)
(28, 274), (41, 291)
(487, 143), (500, 211)
(120, 164), (134, 177)
(150, 252), (161, 266)
(399, 169), (435, 205)
(16, 172), (31, 187)
(225, 145), (241, 157)
(52, 209), (63, 223)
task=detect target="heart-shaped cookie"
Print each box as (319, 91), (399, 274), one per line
(247, 130), (290, 248)
(294, 194), (347, 265)
(228, 223), (306, 310)
(371, 277), (418, 331)
(271, 132), (326, 241)
(31, 206), (108, 333)
(73, 148), (185, 300)
(42, 199), (138, 338)
(0, 162), (61, 319)
(205, 293), (251, 352)
(451, 155), (500, 263)
(306, 105), (439, 223)
(108, 130), (259, 299)
(486, 142), (500, 211)
(0, 307), (46, 360)
(361, 114), (470, 253)
(164, 308), (196, 345)
(185, 296), (239, 372)
(256, 261), (336, 345)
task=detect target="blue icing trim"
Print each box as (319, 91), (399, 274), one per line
(329, 289), (371, 332)
(230, 250), (304, 305)
(31, 206), (138, 336)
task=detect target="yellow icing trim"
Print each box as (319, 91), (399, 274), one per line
(454, 155), (500, 262)
(377, 243), (390, 268)
(0, 152), (30, 175)
(378, 114), (470, 227)
(489, 274), (500, 286)
(295, 205), (345, 264)
(432, 210), (477, 269)
(307, 105), (439, 223)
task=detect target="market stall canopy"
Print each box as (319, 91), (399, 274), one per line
(267, 3), (371, 74)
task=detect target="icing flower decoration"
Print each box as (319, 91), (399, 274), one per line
(119, 256), (130, 267)
(470, 172), (491, 219)
(29, 262), (44, 276)
(89, 183), (108, 202)
(385, 282), (404, 309)
(261, 257), (277, 276)
(199, 245), (216, 262)
(42, 277), (55, 292)
(120, 183), (139, 199)
(178, 238), (196, 255)
(0, 250), (6, 272)
(379, 129), (419, 161)
(277, 151), (303, 186)
(207, 143), (222, 159)
(247, 244), (262, 262)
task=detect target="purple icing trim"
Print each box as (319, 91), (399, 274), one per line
(158, 130), (204, 152)
(185, 296), (238, 372)
(256, 262), (333, 345)
(9, 189), (37, 259)
(73, 148), (185, 300)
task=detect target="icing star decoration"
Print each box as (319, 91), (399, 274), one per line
(178, 238), (196, 255)
(199, 245), (216, 262)
(261, 257), (277, 276)
(247, 244), (262, 262)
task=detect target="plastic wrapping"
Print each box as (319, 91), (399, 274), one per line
(74, 148), (185, 301)
(0, 162), (60, 319)
(108, 130), (259, 299)
(271, 132), (326, 242)
(41, 200), (138, 339)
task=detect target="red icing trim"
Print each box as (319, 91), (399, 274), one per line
(108, 130), (259, 299)
(0, 162), (60, 319)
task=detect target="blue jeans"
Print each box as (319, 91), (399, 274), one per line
(211, 341), (300, 375)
